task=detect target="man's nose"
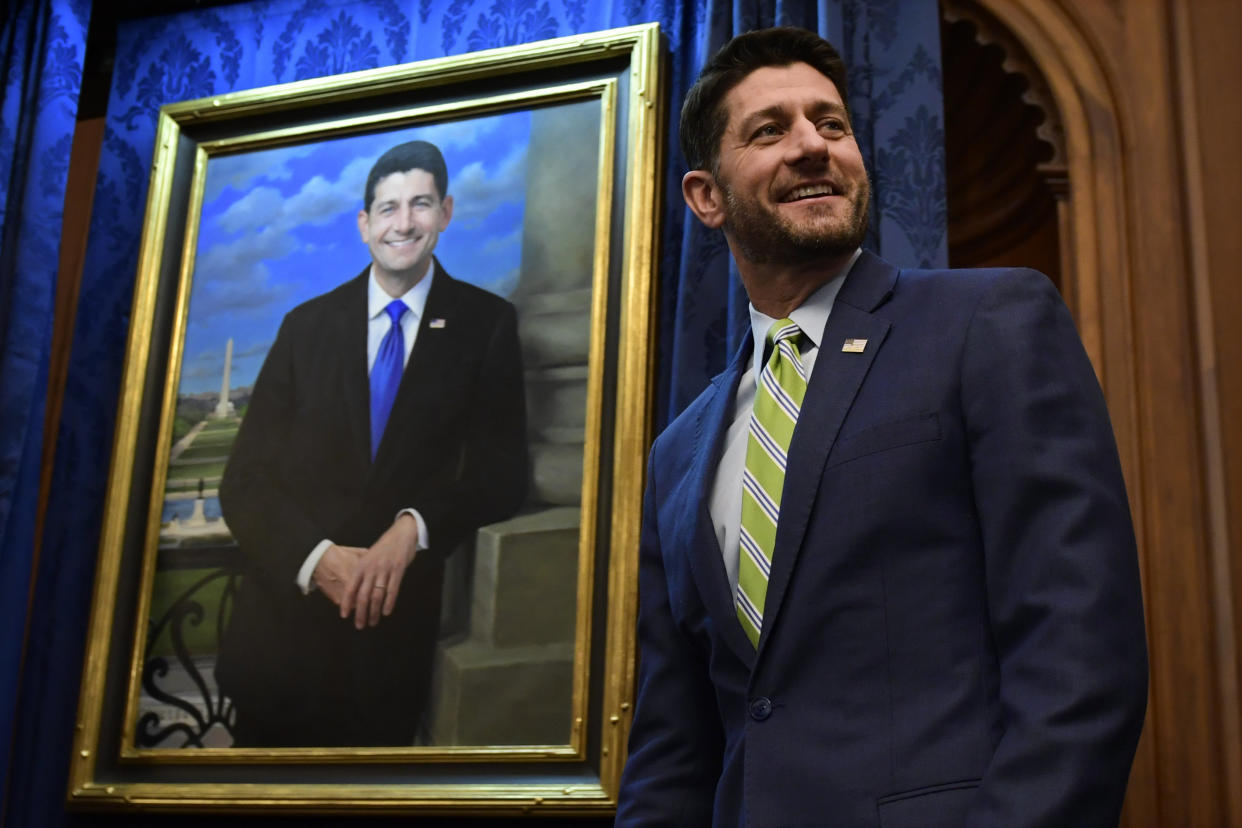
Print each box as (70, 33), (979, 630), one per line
(785, 117), (829, 166)
(393, 206), (415, 232)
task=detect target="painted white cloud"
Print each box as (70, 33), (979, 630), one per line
(204, 143), (315, 201)
(339, 153), (377, 206)
(215, 164), (364, 238)
(286, 173), (356, 225)
(416, 118), (500, 152)
(481, 226), (522, 257)
(192, 263), (292, 318)
(235, 340), (272, 359)
(450, 143), (527, 226)
(202, 157), (370, 310)
(198, 225), (297, 280)
(181, 358), (223, 384)
(216, 186), (285, 235)
(189, 228), (296, 321)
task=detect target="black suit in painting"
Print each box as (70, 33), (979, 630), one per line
(216, 262), (528, 747)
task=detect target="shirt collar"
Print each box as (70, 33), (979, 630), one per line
(748, 247), (862, 367)
(368, 260), (436, 322)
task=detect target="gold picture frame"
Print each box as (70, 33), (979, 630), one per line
(69, 23), (662, 814)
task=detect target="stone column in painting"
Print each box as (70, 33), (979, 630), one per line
(429, 99), (600, 746)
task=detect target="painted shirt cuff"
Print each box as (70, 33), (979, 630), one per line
(396, 508), (430, 551)
(297, 538), (334, 594)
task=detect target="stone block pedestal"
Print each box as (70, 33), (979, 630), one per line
(429, 507), (579, 745)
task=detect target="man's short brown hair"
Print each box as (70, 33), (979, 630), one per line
(364, 140), (448, 211)
(680, 27), (851, 174)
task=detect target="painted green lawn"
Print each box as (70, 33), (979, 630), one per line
(193, 424), (238, 440)
(166, 461), (227, 485)
(171, 416), (195, 442)
(176, 443), (232, 462)
(146, 568), (236, 656)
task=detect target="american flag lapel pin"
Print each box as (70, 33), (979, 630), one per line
(429, 318), (446, 329)
(841, 338), (868, 353)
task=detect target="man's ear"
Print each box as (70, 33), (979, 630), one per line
(439, 194), (453, 230)
(682, 169), (725, 229)
(357, 208), (370, 241)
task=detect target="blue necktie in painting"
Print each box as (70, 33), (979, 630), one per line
(370, 299), (408, 460)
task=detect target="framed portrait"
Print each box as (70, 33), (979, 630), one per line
(69, 23), (663, 814)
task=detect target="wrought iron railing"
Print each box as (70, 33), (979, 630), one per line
(136, 544), (238, 748)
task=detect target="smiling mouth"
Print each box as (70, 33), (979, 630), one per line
(782, 183), (839, 202)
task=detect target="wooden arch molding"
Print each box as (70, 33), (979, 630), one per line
(942, 0), (1068, 280)
(942, 0), (1127, 418)
(939, 1), (1242, 825)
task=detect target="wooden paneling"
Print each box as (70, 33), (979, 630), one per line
(1175, 0), (1242, 822)
(941, 4), (1063, 287)
(968, 0), (1242, 824)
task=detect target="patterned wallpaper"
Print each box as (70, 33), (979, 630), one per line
(7, 4), (945, 823)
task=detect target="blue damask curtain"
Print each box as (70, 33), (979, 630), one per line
(4, 2), (943, 824)
(0, 0), (89, 807)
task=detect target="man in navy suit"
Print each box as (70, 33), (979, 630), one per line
(216, 141), (528, 747)
(617, 28), (1147, 826)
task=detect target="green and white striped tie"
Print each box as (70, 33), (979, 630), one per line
(737, 318), (807, 647)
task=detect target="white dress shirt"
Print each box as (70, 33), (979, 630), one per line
(295, 264), (436, 593)
(708, 249), (861, 599)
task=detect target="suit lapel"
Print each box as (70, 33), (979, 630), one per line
(339, 269), (372, 469)
(757, 251), (898, 654)
(687, 336), (761, 669)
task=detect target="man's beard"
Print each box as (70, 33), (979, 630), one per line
(721, 176), (871, 266)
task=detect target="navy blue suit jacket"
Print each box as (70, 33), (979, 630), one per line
(617, 251), (1147, 827)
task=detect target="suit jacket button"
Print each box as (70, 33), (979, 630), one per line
(749, 697), (773, 721)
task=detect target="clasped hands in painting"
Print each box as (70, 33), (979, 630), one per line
(312, 512), (420, 630)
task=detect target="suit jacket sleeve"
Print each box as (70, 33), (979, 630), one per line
(218, 311), (330, 586)
(397, 298), (528, 554)
(616, 450), (724, 826)
(962, 270), (1148, 826)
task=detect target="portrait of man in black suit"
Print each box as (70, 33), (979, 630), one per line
(214, 139), (529, 748)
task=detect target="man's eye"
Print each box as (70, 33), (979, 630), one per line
(752, 124), (782, 140)
(820, 118), (847, 134)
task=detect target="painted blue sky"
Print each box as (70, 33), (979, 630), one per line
(177, 109), (530, 395)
